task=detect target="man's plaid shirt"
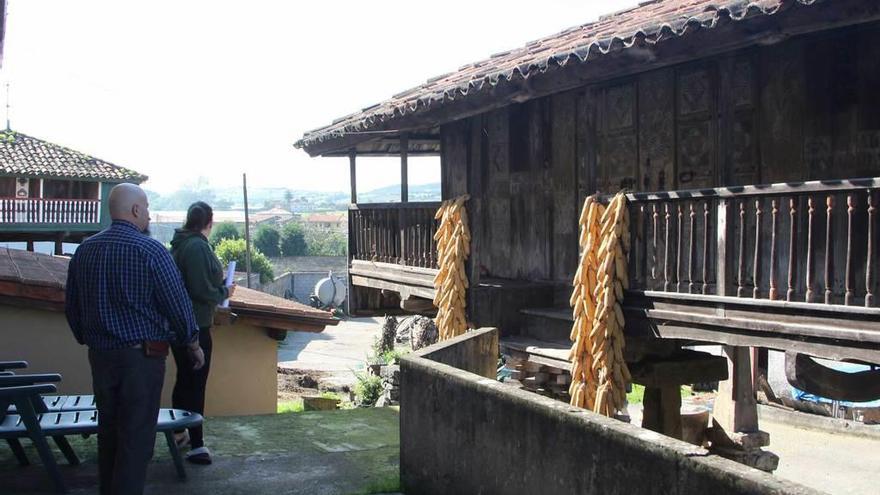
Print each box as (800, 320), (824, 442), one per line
(65, 220), (199, 350)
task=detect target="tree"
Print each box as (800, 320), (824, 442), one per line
(215, 238), (274, 284)
(280, 222), (308, 256)
(253, 224), (281, 257)
(284, 189), (294, 211)
(210, 222), (240, 247)
(304, 229), (346, 256)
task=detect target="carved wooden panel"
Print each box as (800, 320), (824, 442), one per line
(597, 82), (638, 194)
(606, 84), (635, 131)
(804, 136), (832, 178)
(678, 69), (712, 117)
(677, 66), (716, 189)
(731, 117), (758, 184)
(677, 121), (715, 188)
(639, 69), (675, 192)
(732, 59), (754, 108)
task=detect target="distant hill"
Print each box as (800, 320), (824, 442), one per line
(146, 182), (441, 212)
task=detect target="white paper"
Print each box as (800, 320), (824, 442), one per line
(221, 261), (236, 308)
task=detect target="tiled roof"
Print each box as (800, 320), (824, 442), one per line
(0, 130), (147, 183)
(295, 0), (821, 152)
(230, 286), (338, 325)
(0, 247), (337, 330)
(0, 248), (68, 305)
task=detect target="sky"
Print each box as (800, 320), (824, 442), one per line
(1, 0), (638, 194)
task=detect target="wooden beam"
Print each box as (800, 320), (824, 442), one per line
(349, 149), (357, 204)
(400, 133), (409, 203)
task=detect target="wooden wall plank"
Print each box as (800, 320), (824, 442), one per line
(550, 91), (578, 282)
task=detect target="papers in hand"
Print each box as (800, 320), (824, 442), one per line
(221, 261), (236, 308)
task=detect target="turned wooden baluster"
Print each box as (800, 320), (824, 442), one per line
(845, 195), (855, 305)
(769, 199), (779, 300)
(638, 205), (646, 286)
(688, 203), (696, 293)
(806, 197), (815, 302)
(787, 198), (797, 302)
(664, 203), (671, 292)
(825, 196), (834, 305)
(702, 202), (710, 295)
(677, 204), (684, 292)
(737, 201), (746, 297)
(652, 204), (659, 283)
(753, 199), (762, 299)
(867, 191), (876, 307)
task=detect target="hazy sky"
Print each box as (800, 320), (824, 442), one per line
(2, 0), (637, 194)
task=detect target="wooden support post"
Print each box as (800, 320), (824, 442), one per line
(400, 134), (409, 203)
(713, 345), (758, 434)
(641, 385), (683, 440)
(349, 149), (357, 204)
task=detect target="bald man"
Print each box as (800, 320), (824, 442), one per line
(65, 183), (204, 495)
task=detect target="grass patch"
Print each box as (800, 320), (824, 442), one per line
(626, 384), (694, 405)
(277, 399), (304, 414)
(357, 473), (401, 494)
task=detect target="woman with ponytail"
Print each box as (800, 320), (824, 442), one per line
(168, 201), (234, 465)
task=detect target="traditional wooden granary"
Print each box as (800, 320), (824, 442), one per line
(297, 0), (880, 468)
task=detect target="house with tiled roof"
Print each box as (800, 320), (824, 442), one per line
(296, 0), (880, 471)
(0, 130), (147, 251)
(0, 247), (338, 416)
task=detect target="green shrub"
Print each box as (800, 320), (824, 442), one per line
(280, 222), (308, 256)
(215, 238), (275, 283)
(353, 373), (383, 407)
(210, 222), (240, 247)
(253, 224), (281, 257)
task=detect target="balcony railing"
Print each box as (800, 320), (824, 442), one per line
(625, 177), (880, 308)
(348, 202), (441, 269)
(0, 198), (102, 225)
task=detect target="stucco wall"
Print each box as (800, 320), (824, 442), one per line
(0, 306), (278, 416)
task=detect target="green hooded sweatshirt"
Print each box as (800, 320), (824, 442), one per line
(170, 229), (229, 329)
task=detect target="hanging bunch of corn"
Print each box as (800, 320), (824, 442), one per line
(433, 194), (471, 340)
(569, 192), (632, 417)
(568, 195), (603, 410)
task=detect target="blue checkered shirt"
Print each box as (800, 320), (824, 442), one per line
(65, 220), (199, 350)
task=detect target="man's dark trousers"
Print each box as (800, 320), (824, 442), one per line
(89, 347), (165, 495)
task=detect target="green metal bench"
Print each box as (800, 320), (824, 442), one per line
(1, 372), (203, 493)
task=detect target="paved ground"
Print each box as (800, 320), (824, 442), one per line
(767, 416), (880, 495)
(0, 408), (401, 495)
(278, 316), (384, 389)
(627, 401), (880, 495)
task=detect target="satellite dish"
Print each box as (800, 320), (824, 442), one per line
(313, 271), (346, 307)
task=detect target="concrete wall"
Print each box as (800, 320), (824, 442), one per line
(263, 271), (347, 308)
(0, 306), (278, 416)
(415, 327), (497, 379)
(400, 328), (818, 495)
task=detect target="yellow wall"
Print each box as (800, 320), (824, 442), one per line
(0, 306), (278, 416)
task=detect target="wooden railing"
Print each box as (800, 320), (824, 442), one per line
(0, 198), (102, 224)
(348, 202), (441, 269)
(625, 178), (880, 308)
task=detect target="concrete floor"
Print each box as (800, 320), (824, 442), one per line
(0, 408), (401, 495)
(278, 316), (384, 389)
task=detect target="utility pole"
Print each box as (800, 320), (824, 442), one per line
(243, 173), (252, 288)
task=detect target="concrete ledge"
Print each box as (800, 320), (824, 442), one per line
(401, 328), (819, 495)
(759, 404), (880, 440)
